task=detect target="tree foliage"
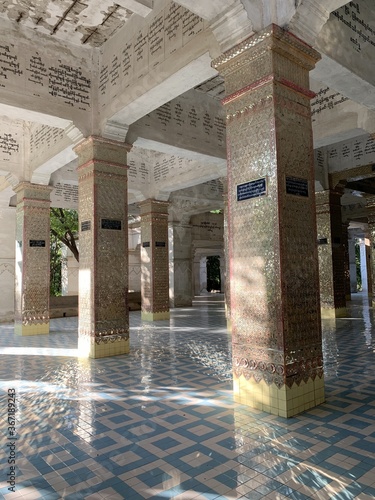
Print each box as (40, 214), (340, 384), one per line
(50, 208), (79, 262)
(207, 255), (221, 292)
(50, 231), (62, 296)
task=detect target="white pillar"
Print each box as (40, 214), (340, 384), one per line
(169, 222), (193, 307)
(61, 246), (79, 296)
(200, 256), (208, 294)
(360, 238), (368, 293)
(0, 207), (16, 322)
(348, 235), (357, 294)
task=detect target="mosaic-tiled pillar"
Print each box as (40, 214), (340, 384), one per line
(74, 136), (130, 358)
(14, 182), (52, 335)
(222, 179), (231, 329)
(359, 238), (370, 293)
(366, 198), (375, 304)
(348, 235), (357, 294)
(315, 190), (347, 318)
(342, 223), (351, 300)
(139, 200), (170, 321)
(212, 25), (324, 417)
(169, 221), (193, 307)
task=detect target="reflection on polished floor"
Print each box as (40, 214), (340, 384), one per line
(1, 295), (375, 500)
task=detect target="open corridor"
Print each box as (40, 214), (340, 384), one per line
(1, 295), (375, 500)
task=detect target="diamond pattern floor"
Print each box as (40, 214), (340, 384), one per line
(0, 294), (375, 499)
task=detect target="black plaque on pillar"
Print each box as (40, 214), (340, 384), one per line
(286, 176), (309, 197)
(155, 241), (166, 247)
(142, 242), (150, 248)
(81, 220), (91, 232)
(237, 178), (267, 201)
(101, 219), (122, 230)
(30, 240), (46, 247)
(317, 238), (328, 245)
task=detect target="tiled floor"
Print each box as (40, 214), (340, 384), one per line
(1, 294), (375, 499)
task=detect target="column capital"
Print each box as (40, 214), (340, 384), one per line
(14, 182), (53, 204)
(315, 188), (343, 210)
(74, 136), (132, 172)
(139, 199), (170, 216)
(212, 23), (321, 76)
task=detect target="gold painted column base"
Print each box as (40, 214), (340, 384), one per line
(14, 322), (49, 336)
(141, 311), (170, 321)
(233, 375), (325, 418)
(78, 337), (130, 359)
(321, 307), (347, 319)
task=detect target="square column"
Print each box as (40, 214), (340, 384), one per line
(213, 25), (324, 417)
(74, 136), (130, 358)
(366, 198), (375, 303)
(14, 183), (52, 335)
(140, 200), (170, 321)
(0, 206), (16, 322)
(222, 180), (231, 329)
(315, 190), (347, 318)
(359, 238), (370, 294)
(169, 222), (193, 307)
(348, 234), (358, 294)
(342, 223), (351, 300)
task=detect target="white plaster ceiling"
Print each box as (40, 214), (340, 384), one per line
(0, 0), (153, 46)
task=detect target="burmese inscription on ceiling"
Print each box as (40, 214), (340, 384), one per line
(130, 89), (226, 159)
(316, 133), (375, 173)
(318, 0), (375, 85)
(0, 41), (91, 113)
(311, 85), (349, 123)
(99, 1), (206, 106)
(0, 119), (21, 164)
(153, 154), (210, 185)
(29, 124), (71, 169)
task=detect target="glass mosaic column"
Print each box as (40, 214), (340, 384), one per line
(169, 221), (193, 308)
(366, 197), (375, 305)
(222, 179), (231, 330)
(139, 199), (170, 321)
(342, 222), (351, 301)
(348, 234), (358, 294)
(14, 182), (52, 335)
(315, 190), (347, 318)
(212, 25), (324, 417)
(74, 136), (130, 358)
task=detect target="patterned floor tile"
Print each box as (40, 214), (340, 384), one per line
(0, 294), (375, 499)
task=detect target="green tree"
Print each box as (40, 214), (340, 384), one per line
(50, 208), (79, 296)
(207, 255), (221, 292)
(355, 240), (362, 291)
(50, 208), (79, 262)
(50, 231), (62, 296)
